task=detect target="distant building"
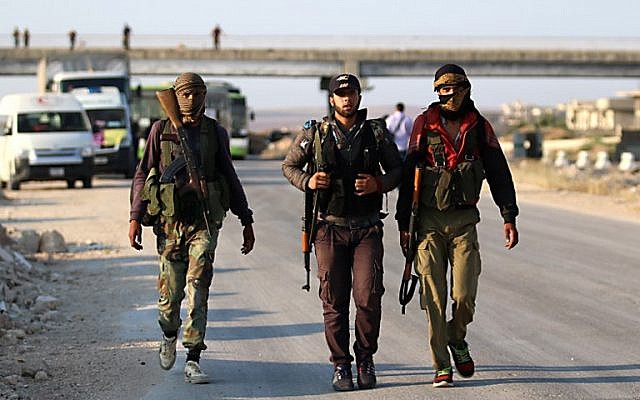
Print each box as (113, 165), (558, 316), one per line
(500, 100), (560, 127)
(565, 96), (636, 132)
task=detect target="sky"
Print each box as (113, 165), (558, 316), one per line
(2, 0), (640, 113)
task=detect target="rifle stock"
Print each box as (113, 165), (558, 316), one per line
(155, 88), (214, 237)
(156, 88), (183, 131)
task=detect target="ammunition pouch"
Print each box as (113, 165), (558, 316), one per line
(420, 159), (485, 211)
(140, 168), (161, 226)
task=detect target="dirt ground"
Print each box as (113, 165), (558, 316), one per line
(0, 174), (638, 400)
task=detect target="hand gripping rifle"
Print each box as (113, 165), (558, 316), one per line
(399, 165), (422, 314)
(156, 88), (214, 237)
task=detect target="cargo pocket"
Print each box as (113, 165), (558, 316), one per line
(371, 223), (385, 295)
(414, 238), (433, 276)
(317, 270), (333, 304)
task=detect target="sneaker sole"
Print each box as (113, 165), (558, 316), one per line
(357, 381), (376, 390)
(433, 380), (453, 388)
(185, 375), (210, 384)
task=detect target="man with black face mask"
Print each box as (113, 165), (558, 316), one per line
(396, 64), (519, 388)
(283, 73), (402, 391)
(129, 72), (255, 384)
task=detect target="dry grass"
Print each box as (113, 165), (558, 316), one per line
(510, 159), (640, 211)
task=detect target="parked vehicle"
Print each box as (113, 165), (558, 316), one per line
(0, 93), (95, 190)
(51, 71), (131, 102)
(71, 87), (135, 177)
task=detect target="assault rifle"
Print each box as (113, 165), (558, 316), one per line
(156, 88), (214, 237)
(399, 165), (422, 314)
(300, 123), (326, 292)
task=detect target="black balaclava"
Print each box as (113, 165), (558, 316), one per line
(433, 64), (472, 120)
(173, 72), (206, 125)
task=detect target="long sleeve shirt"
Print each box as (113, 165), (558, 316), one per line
(129, 119), (254, 226)
(282, 109), (403, 195)
(396, 104), (518, 231)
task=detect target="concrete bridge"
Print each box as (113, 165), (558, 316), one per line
(2, 47), (640, 78)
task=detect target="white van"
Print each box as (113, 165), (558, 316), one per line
(71, 87), (135, 177)
(0, 93), (95, 190)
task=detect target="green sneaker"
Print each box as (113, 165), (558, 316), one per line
(432, 366), (453, 387)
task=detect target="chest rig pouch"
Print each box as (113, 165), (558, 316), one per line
(316, 118), (385, 217)
(420, 123), (485, 211)
(143, 117), (230, 228)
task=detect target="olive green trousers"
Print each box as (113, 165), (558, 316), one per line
(414, 207), (481, 370)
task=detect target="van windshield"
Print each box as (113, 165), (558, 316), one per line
(86, 109), (126, 130)
(17, 112), (89, 133)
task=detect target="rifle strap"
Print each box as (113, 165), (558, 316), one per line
(313, 122), (324, 170)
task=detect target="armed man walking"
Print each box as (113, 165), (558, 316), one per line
(396, 64), (519, 388)
(128, 72), (255, 384)
(283, 73), (402, 391)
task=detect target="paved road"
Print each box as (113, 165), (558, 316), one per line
(4, 160), (640, 399)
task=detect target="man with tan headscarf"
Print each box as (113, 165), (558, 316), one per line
(396, 64), (519, 388)
(129, 72), (255, 384)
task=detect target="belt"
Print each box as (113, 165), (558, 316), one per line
(319, 212), (380, 230)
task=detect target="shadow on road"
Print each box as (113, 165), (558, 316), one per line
(208, 322), (323, 341)
(459, 363), (640, 386)
(142, 360), (434, 398)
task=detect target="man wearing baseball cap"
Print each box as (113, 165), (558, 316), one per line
(283, 73), (402, 391)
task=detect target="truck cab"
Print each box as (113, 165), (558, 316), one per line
(0, 93), (95, 190)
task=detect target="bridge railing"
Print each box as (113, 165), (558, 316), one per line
(4, 34), (640, 50)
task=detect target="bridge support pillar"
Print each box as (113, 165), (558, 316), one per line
(343, 59), (360, 75)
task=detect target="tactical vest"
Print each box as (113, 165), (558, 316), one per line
(419, 121), (485, 211)
(140, 116), (230, 228)
(311, 118), (386, 218)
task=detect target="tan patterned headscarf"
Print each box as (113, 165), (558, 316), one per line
(174, 72), (206, 124)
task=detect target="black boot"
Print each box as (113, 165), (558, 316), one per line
(332, 364), (354, 391)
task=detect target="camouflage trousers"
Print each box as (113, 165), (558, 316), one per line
(155, 218), (219, 351)
(414, 207), (481, 370)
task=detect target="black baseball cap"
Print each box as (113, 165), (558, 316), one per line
(328, 73), (361, 94)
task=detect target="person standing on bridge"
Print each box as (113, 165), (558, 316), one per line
(396, 63), (519, 387)
(68, 30), (77, 50)
(385, 102), (413, 159)
(122, 23), (131, 50)
(23, 28), (30, 48)
(128, 72), (255, 384)
(212, 24), (222, 50)
(12, 27), (20, 48)
(283, 73), (402, 391)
